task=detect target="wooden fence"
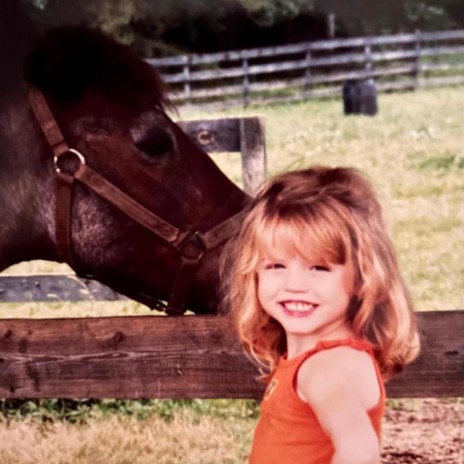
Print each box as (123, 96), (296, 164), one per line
(0, 277), (462, 399)
(178, 116), (266, 194)
(147, 29), (464, 108)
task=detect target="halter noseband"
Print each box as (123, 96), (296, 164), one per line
(28, 87), (244, 316)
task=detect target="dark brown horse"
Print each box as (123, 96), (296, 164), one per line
(0, 0), (248, 314)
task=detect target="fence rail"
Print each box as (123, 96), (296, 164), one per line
(0, 276), (463, 399)
(0, 306), (462, 399)
(147, 29), (464, 108)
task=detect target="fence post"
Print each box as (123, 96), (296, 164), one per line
(183, 55), (192, 105)
(326, 13), (336, 39)
(364, 39), (373, 73)
(304, 45), (312, 99)
(239, 117), (266, 194)
(242, 54), (250, 108)
(414, 29), (422, 90)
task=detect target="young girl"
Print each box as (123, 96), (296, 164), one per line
(221, 166), (420, 464)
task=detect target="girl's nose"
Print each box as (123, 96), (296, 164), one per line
(284, 267), (309, 292)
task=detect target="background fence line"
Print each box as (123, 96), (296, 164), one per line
(147, 29), (464, 108)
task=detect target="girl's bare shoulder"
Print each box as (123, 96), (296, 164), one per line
(297, 346), (381, 409)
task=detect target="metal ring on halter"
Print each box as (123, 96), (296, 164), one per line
(176, 230), (207, 262)
(54, 149), (86, 174)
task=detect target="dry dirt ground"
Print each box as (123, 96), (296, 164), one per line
(381, 399), (463, 464)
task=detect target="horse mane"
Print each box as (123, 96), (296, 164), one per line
(23, 26), (172, 111)
(0, 0), (40, 89)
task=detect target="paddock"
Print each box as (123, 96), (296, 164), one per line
(0, 111), (461, 400)
(1, 97), (463, 399)
(0, 88), (462, 464)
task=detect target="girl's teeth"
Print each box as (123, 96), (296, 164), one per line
(283, 302), (315, 312)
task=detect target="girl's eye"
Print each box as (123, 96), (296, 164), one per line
(264, 262), (285, 270)
(310, 265), (330, 272)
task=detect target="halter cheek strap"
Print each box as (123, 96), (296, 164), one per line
(28, 86), (245, 316)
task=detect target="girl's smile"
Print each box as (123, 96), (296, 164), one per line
(279, 300), (318, 317)
(258, 254), (354, 356)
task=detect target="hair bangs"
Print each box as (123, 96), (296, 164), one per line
(252, 208), (350, 266)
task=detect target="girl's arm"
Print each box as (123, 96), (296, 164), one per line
(297, 348), (381, 464)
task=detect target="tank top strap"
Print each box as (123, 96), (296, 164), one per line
(315, 338), (374, 353)
(277, 338), (376, 372)
(290, 338), (375, 371)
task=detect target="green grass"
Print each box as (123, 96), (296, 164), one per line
(0, 398), (259, 424)
(0, 86), (463, 464)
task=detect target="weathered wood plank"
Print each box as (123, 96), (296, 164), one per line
(178, 117), (266, 193)
(386, 310), (463, 398)
(0, 311), (462, 399)
(239, 118), (266, 194)
(148, 30), (464, 68)
(305, 65), (417, 86)
(161, 45), (464, 85)
(0, 275), (126, 302)
(169, 71), (463, 109)
(0, 315), (260, 399)
(177, 119), (241, 153)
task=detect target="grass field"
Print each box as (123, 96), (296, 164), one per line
(0, 87), (463, 463)
(189, 86), (463, 313)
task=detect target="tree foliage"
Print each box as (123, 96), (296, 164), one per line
(23, 0), (464, 56)
(314, 0), (464, 35)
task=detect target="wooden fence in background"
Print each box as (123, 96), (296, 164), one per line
(148, 29), (464, 108)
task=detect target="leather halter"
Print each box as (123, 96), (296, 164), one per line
(27, 86), (244, 316)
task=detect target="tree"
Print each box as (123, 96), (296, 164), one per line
(23, 0), (464, 56)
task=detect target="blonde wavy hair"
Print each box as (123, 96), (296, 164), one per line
(221, 166), (420, 380)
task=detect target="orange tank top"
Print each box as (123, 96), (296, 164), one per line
(249, 339), (386, 464)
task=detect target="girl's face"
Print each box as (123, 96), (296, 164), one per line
(257, 253), (354, 357)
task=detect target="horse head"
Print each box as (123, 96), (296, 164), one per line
(0, 11), (249, 314)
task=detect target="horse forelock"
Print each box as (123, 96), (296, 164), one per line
(0, 0), (39, 91)
(23, 26), (173, 112)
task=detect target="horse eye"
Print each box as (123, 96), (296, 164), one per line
(132, 126), (177, 162)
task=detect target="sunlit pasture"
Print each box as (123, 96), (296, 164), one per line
(0, 87), (462, 464)
(185, 86), (463, 313)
